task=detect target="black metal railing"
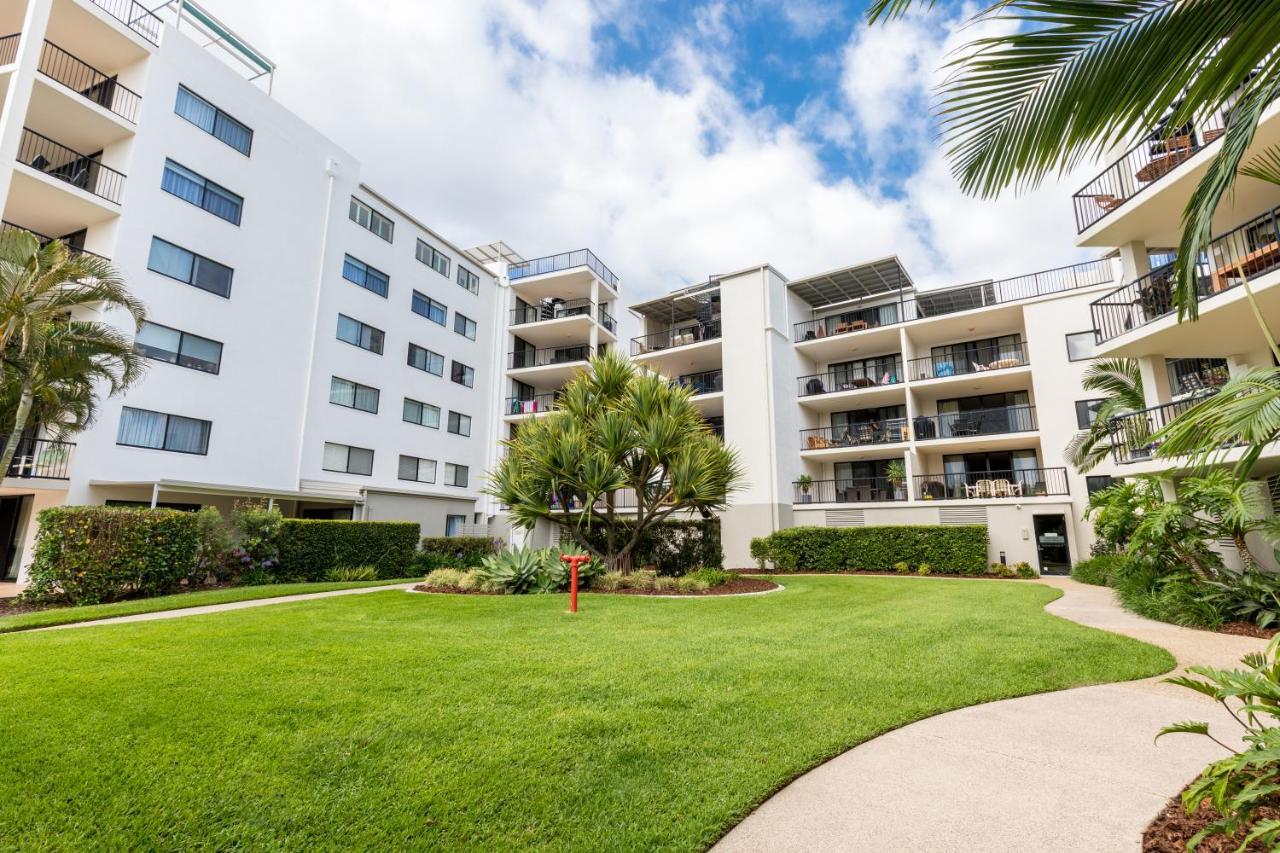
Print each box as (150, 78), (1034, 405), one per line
(797, 361), (903, 396)
(1073, 114), (1229, 233)
(794, 477), (907, 504)
(510, 298), (595, 325)
(17, 128), (126, 204)
(2, 437), (74, 480)
(0, 33), (17, 65)
(914, 467), (1069, 500)
(907, 341), (1029, 381)
(1092, 205), (1280, 344)
(504, 394), (558, 416)
(87, 0), (163, 46)
(675, 369), (723, 395)
(632, 320), (722, 355)
(508, 344), (595, 369)
(1167, 357), (1230, 396)
(38, 41), (141, 123)
(1106, 393), (1217, 464)
(597, 305), (617, 333)
(801, 418), (910, 450)
(0, 221), (106, 260)
(911, 405), (1037, 441)
(509, 249), (619, 290)
(794, 259), (1115, 341)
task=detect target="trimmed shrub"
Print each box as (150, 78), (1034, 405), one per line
(26, 507), (199, 605)
(1070, 554), (1130, 587)
(581, 519), (722, 575)
(750, 525), (988, 575)
(687, 567), (733, 587)
(418, 536), (501, 570)
(278, 520), (419, 580)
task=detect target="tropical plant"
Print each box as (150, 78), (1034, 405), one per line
(486, 351), (744, 572)
(1070, 554), (1131, 588)
(1153, 368), (1280, 478)
(1063, 359), (1146, 473)
(1180, 470), (1280, 571)
(476, 547), (545, 594)
(1203, 569), (1280, 629)
(796, 473), (813, 494)
(885, 460), (906, 486)
(1085, 478), (1166, 553)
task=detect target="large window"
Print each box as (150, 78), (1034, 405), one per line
(147, 237), (233, 298)
(456, 267), (479, 294)
(133, 322), (223, 374)
(447, 411), (472, 437)
(1086, 475), (1116, 495)
(454, 313), (477, 340)
(174, 85), (253, 155)
(408, 343), (444, 376)
(398, 454), (437, 483)
(349, 198), (393, 242)
(930, 334), (1023, 371)
(161, 159), (243, 225)
(416, 239), (450, 276)
(117, 407), (211, 455)
(323, 442), (373, 476)
(450, 361), (475, 388)
(342, 255), (389, 298)
(329, 377), (380, 413)
(446, 514), (467, 536)
(336, 314), (384, 354)
(1075, 398), (1106, 429)
(444, 463), (469, 488)
(411, 291), (447, 325)
(403, 397), (441, 428)
(1065, 331), (1097, 362)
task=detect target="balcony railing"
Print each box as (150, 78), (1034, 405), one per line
(1106, 393), (1217, 464)
(17, 128), (126, 204)
(1, 221), (107, 260)
(87, 0), (163, 46)
(1168, 357), (1230, 397)
(3, 437), (74, 480)
(508, 344), (596, 370)
(509, 249), (619, 290)
(597, 305), (617, 334)
(504, 394), (558, 416)
(38, 41), (142, 123)
(675, 369), (723, 395)
(1073, 115), (1229, 233)
(912, 405), (1037, 441)
(632, 320), (722, 355)
(801, 418), (910, 450)
(797, 362), (903, 397)
(907, 341), (1029, 381)
(1091, 205), (1280, 344)
(0, 33), (17, 65)
(794, 477), (907, 504)
(914, 467), (1069, 500)
(511, 298), (595, 325)
(793, 259), (1115, 341)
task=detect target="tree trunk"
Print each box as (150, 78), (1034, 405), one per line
(0, 386), (34, 477)
(1234, 532), (1258, 573)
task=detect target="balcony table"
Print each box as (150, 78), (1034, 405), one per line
(1212, 240), (1280, 293)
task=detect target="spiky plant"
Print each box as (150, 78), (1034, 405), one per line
(1063, 358), (1146, 473)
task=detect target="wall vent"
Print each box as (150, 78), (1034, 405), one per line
(825, 509), (865, 527)
(939, 506), (989, 526)
(1268, 474), (1280, 514)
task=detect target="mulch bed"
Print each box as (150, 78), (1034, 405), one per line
(1218, 621), (1279, 639)
(605, 578), (778, 596)
(1144, 787), (1280, 852)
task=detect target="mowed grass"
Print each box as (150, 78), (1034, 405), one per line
(0, 576), (1171, 851)
(0, 578), (415, 633)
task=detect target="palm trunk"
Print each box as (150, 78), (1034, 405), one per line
(1234, 532), (1258, 573)
(0, 385), (34, 477)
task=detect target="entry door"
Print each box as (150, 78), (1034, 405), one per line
(1033, 515), (1071, 575)
(0, 496), (27, 581)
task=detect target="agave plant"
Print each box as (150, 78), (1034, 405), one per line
(475, 547), (544, 595)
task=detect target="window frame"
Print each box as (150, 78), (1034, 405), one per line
(116, 406), (212, 455)
(1085, 475), (1116, 495)
(342, 254), (390, 298)
(407, 343), (445, 376)
(450, 360), (475, 388)
(174, 85), (254, 156)
(329, 376), (380, 414)
(443, 462), (469, 488)
(133, 321), (224, 375)
(322, 441), (374, 476)
(402, 397), (441, 429)
(415, 239), (450, 277)
(447, 411), (472, 437)
(397, 454), (437, 484)
(349, 197), (394, 242)
(411, 291), (447, 326)
(1075, 398), (1107, 430)
(453, 313), (477, 340)
(456, 266), (479, 294)
(1065, 331), (1097, 362)
(146, 237), (233, 298)
(336, 314), (385, 355)
(161, 159), (243, 226)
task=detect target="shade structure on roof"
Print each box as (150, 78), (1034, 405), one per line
(630, 280), (721, 324)
(786, 256), (913, 309)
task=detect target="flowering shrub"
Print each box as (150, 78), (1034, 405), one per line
(229, 503), (282, 584)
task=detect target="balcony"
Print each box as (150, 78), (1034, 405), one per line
(1106, 393), (1217, 464)
(504, 394), (558, 418)
(912, 405), (1037, 442)
(3, 437), (74, 480)
(675, 369), (723, 396)
(597, 305), (617, 334)
(36, 39), (141, 122)
(914, 467), (1069, 500)
(509, 249), (619, 291)
(0, 33), (16, 65)
(16, 128), (125, 204)
(509, 344), (595, 370)
(907, 341), (1029, 382)
(797, 363), (903, 398)
(511, 298), (595, 325)
(794, 477), (906, 505)
(801, 419), (910, 452)
(87, 0), (163, 47)
(1, 220), (106, 259)
(632, 320), (722, 356)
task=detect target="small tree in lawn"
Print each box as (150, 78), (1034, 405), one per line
(486, 350), (744, 572)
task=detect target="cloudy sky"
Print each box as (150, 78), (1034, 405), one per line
(203, 0), (1098, 300)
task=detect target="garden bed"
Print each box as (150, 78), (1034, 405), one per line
(1144, 786), (1280, 852)
(752, 570), (1038, 580)
(1218, 621), (1278, 639)
(414, 577), (780, 597)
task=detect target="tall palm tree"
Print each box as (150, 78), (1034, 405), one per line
(1064, 358), (1146, 473)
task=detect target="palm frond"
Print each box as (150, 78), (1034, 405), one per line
(1241, 143), (1280, 186)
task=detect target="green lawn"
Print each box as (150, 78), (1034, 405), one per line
(0, 576), (1171, 851)
(0, 578), (414, 633)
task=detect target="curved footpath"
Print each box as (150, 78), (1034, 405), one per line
(714, 577), (1267, 853)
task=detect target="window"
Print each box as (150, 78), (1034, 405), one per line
(117, 407), (211, 454)
(349, 197), (393, 242)
(403, 398), (441, 428)
(134, 322), (223, 374)
(323, 442), (373, 476)
(1065, 331), (1097, 362)
(1075, 399), (1106, 429)
(398, 454), (437, 483)
(415, 239), (450, 276)
(444, 463), (469, 488)
(447, 411), (472, 437)
(1086, 475), (1115, 495)
(336, 314), (384, 354)
(147, 237), (233, 298)
(329, 377), (380, 413)
(446, 514), (466, 536)
(453, 313), (477, 340)
(456, 266), (479, 294)
(161, 160), (243, 225)
(408, 343), (444, 376)
(411, 291), (447, 325)
(342, 255), (389, 298)
(451, 361), (475, 388)
(174, 86), (253, 155)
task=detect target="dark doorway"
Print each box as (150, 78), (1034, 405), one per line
(0, 496), (28, 581)
(1034, 515), (1071, 575)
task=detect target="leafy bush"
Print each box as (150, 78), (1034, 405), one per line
(327, 565), (379, 582)
(1114, 564), (1226, 629)
(628, 570), (659, 591)
(418, 536), (501, 570)
(25, 507), (199, 605)
(687, 568), (732, 587)
(193, 506), (235, 583)
(422, 568), (469, 590)
(229, 502), (282, 584)
(675, 576), (710, 593)
(596, 571), (625, 592)
(1202, 570), (1280, 629)
(653, 576), (678, 592)
(1014, 561), (1037, 579)
(894, 561), (910, 574)
(278, 520), (419, 580)
(916, 563), (932, 576)
(750, 526), (987, 575)
(581, 519), (723, 575)
(1070, 554), (1130, 587)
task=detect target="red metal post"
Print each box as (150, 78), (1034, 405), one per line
(561, 554), (589, 613)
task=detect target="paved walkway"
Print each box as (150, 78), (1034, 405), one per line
(715, 577), (1266, 853)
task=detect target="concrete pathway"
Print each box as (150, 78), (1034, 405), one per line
(714, 577), (1266, 853)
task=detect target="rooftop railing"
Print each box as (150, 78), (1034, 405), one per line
(508, 344), (596, 370)
(87, 0), (163, 46)
(911, 405), (1037, 441)
(3, 437), (74, 480)
(794, 477), (906, 504)
(632, 319), (721, 356)
(38, 40), (141, 123)
(675, 369), (723, 395)
(509, 249), (619, 290)
(1106, 393), (1218, 464)
(17, 128), (126, 204)
(0, 221), (107, 260)
(504, 394), (558, 416)
(797, 361), (903, 397)
(914, 467), (1069, 500)
(906, 341), (1029, 381)
(801, 418), (910, 451)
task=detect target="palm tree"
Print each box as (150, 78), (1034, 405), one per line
(0, 230), (145, 474)
(1064, 358), (1146, 473)
(1178, 470), (1280, 571)
(485, 350), (744, 572)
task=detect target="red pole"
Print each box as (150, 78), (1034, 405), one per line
(561, 554), (588, 613)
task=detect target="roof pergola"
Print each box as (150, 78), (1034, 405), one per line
(786, 256), (914, 310)
(464, 241), (526, 266)
(630, 280), (721, 324)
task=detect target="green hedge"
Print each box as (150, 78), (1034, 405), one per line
(27, 507), (199, 605)
(418, 536), (499, 570)
(580, 519), (722, 575)
(278, 520), (420, 580)
(750, 525), (988, 574)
